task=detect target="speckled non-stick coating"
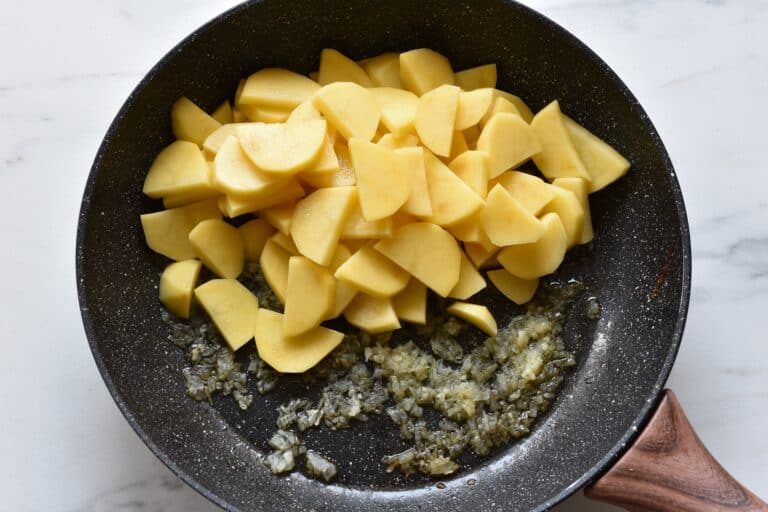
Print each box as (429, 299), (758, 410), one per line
(76, 1), (691, 511)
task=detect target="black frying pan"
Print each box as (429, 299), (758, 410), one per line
(75, 1), (766, 511)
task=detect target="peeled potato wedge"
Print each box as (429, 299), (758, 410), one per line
(195, 279), (259, 351)
(497, 212), (567, 279)
(391, 279), (427, 324)
(261, 202), (295, 236)
(140, 199), (221, 261)
(259, 238), (291, 303)
(237, 120), (326, 174)
(300, 141), (357, 188)
(553, 177), (594, 244)
(284, 256), (336, 336)
(213, 136), (286, 198)
(361, 53), (403, 89)
(290, 186), (357, 266)
(211, 101), (233, 124)
(143, 141), (212, 199)
(454, 64), (497, 90)
(465, 241), (500, 269)
(318, 49), (373, 87)
(541, 185), (585, 248)
(487, 269), (538, 305)
(159, 260), (202, 319)
(203, 123), (247, 157)
(254, 309), (344, 373)
(239, 68), (320, 109)
(477, 112), (541, 178)
(492, 171), (555, 215)
(189, 218), (245, 279)
(455, 88), (494, 130)
(492, 90), (534, 123)
(370, 87), (419, 136)
(270, 231), (298, 255)
(530, 101), (592, 182)
(395, 146), (432, 217)
(287, 100), (323, 124)
(449, 150), (489, 198)
(341, 197), (394, 239)
(423, 151), (484, 227)
(480, 96), (521, 129)
(414, 84), (460, 157)
(312, 82), (381, 141)
(448, 251), (486, 300)
(399, 48), (455, 96)
(482, 184), (545, 247)
(238, 218), (274, 261)
(447, 302), (497, 336)
(219, 179), (305, 217)
(562, 115), (630, 192)
(377, 133), (419, 150)
(171, 96), (222, 146)
(327, 244), (358, 319)
(349, 139), (411, 221)
(343, 293), (401, 334)
(239, 104), (292, 123)
(335, 244), (410, 298)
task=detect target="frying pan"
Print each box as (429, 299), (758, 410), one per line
(76, 1), (767, 510)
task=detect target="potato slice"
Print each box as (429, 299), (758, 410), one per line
(237, 120), (326, 174)
(391, 279), (427, 324)
(447, 302), (497, 336)
(343, 294), (401, 334)
(195, 279), (259, 351)
(445, 130), (470, 162)
(492, 90), (534, 123)
(487, 269), (538, 305)
(290, 186), (357, 265)
(189, 218), (245, 279)
(270, 231), (298, 255)
(143, 141), (212, 199)
(395, 146), (432, 217)
(287, 100), (323, 124)
(399, 49), (455, 96)
(140, 199), (221, 261)
(541, 185), (585, 248)
(455, 88), (494, 130)
(492, 170), (555, 215)
(239, 68), (320, 109)
(284, 256), (335, 336)
(361, 53), (403, 88)
(260, 239), (291, 302)
(414, 84), (460, 157)
(335, 244), (410, 298)
(312, 82), (381, 141)
(318, 49), (373, 87)
(449, 150), (489, 198)
(261, 202), (295, 236)
(482, 184), (544, 247)
(477, 113), (541, 178)
(159, 260), (202, 318)
(213, 136), (286, 198)
(327, 244), (358, 318)
(562, 115), (630, 192)
(299, 134), (339, 177)
(448, 251), (486, 300)
(349, 139), (411, 221)
(464, 125), (481, 149)
(163, 189), (220, 209)
(203, 123), (248, 157)
(300, 141), (356, 188)
(454, 64), (497, 90)
(553, 177), (593, 244)
(530, 101), (591, 182)
(377, 133), (419, 150)
(447, 214), (483, 243)
(497, 213), (567, 278)
(370, 87), (419, 136)
(238, 218), (274, 261)
(254, 309), (344, 373)
(239, 104), (292, 123)
(171, 96), (222, 146)
(219, 179), (305, 217)
(465, 242), (500, 269)
(423, 151), (484, 227)
(374, 222), (461, 296)
(479, 96), (521, 129)
(211, 101), (233, 124)
(341, 197), (394, 239)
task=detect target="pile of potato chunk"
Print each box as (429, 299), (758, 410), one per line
(141, 48), (630, 373)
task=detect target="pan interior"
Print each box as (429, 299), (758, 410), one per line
(77, 1), (690, 510)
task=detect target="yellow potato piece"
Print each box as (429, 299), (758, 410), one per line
(541, 185), (585, 248)
(377, 133), (419, 150)
(492, 90), (534, 123)
(562, 115), (630, 193)
(447, 214), (483, 243)
(477, 113), (542, 178)
(497, 213), (567, 279)
(327, 244), (358, 319)
(159, 260), (202, 319)
(335, 244), (410, 298)
(318, 49), (373, 87)
(254, 309), (344, 373)
(391, 279), (427, 324)
(143, 141), (212, 199)
(203, 123), (248, 157)
(395, 147), (432, 217)
(290, 186), (357, 266)
(211, 101), (233, 124)
(423, 151), (484, 227)
(464, 125), (481, 149)
(163, 189), (220, 209)
(449, 150), (489, 198)
(454, 64), (497, 90)
(312, 82), (381, 141)
(284, 256), (336, 336)
(374, 222), (461, 297)
(237, 120), (326, 174)
(487, 269), (538, 305)
(189, 218), (245, 279)
(455, 88), (494, 130)
(530, 101), (591, 182)
(414, 84), (460, 157)
(482, 184), (544, 247)
(287, 100), (323, 124)
(140, 199), (221, 261)
(231, 109), (247, 122)
(239, 68), (320, 109)
(270, 231), (298, 255)
(361, 53), (403, 89)
(219, 179), (305, 217)
(213, 136), (286, 198)
(343, 294), (401, 334)
(465, 242), (500, 269)
(195, 279), (259, 351)
(479, 96), (521, 129)
(448, 251), (487, 300)
(300, 133), (340, 176)
(445, 130), (470, 162)
(238, 218), (274, 261)
(234, 78), (246, 105)
(260, 239), (291, 303)
(261, 202), (295, 235)
(349, 139), (411, 221)
(447, 302), (497, 336)
(300, 141), (356, 188)
(553, 177), (594, 244)
(171, 96), (221, 146)
(238, 104), (292, 123)
(370, 87), (419, 136)
(341, 196), (394, 239)
(399, 49), (455, 96)
(492, 170), (555, 215)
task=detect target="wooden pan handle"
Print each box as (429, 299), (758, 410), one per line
(585, 390), (767, 512)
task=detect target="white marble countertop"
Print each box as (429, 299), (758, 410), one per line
(1, 0), (766, 510)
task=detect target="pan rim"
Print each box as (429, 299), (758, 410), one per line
(75, 1), (692, 510)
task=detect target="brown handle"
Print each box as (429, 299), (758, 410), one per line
(585, 390), (767, 512)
